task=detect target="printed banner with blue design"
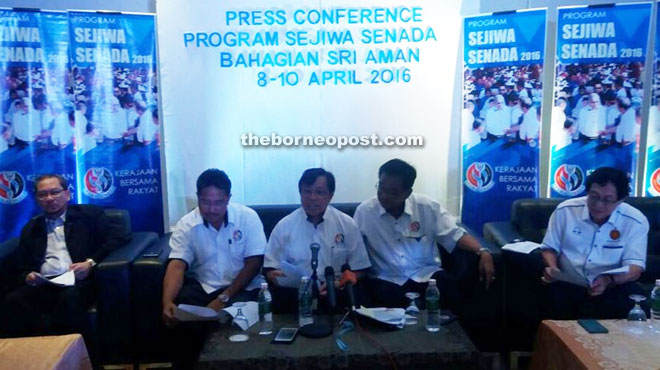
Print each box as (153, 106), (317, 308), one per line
(68, 11), (162, 235)
(645, 2), (660, 197)
(0, 10), (162, 242)
(0, 10), (73, 242)
(549, 3), (651, 198)
(462, 9), (546, 233)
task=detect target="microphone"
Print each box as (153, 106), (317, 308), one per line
(310, 243), (320, 271)
(341, 264), (356, 311)
(324, 266), (336, 309)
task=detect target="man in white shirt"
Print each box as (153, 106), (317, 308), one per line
(264, 168), (371, 312)
(518, 97), (540, 143)
(577, 93), (605, 141)
(485, 94), (511, 140)
(541, 167), (649, 319)
(161, 169), (266, 368)
(11, 97), (40, 148)
(353, 159), (495, 309)
(614, 97), (637, 146)
(1, 174), (130, 344)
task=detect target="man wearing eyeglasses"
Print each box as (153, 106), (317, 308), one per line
(263, 168), (370, 313)
(162, 169), (266, 368)
(1, 173), (130, 341)
(541, 167), (649, 319)
(354, 159), (495, 309)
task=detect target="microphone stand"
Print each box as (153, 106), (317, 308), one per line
(298, 261), (333, 338)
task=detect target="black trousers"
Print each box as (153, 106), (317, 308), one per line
(168, 277), (258, 369)
(362, 270), (460, 310)
(0, 279), (96, 353)
(545, 281), (645, 320)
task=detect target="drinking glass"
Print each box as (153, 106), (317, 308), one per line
(233, 302), (250, 333)
(404, 292), (420, 325)
(627, 294), (647, 335)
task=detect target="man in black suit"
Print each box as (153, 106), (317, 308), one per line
(1, 174), (130, 339)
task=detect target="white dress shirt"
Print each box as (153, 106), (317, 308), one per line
(12, 110), (40, 142)
(541, 196), (648, 284)
(40, 213), (73, 276)
(519, 108), (539, 141)
(615, 108), (637, 144)
(169, 203), (266, 293)
(264, 206), (371, 282)
(485, 106), (511, 136)
(354, 194), (466, 286)
(136, 112), (157, 143)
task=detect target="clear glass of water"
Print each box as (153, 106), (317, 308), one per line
(627, 294), (647, 334)
(404, 292), (420, 325)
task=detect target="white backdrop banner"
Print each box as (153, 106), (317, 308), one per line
(157, 0), (461, 226)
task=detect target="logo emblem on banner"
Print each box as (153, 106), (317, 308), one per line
(649, 169), (660, 196)
(465, 162), (494, 192)
(83, 167), (115, 199)
(0, 171), (27, 204)
(552, 164), (585, 196)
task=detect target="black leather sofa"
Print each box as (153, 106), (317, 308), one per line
(483, 197), (660, 351)
(0, 208), (159, 365)
(131, 203), (504, 364)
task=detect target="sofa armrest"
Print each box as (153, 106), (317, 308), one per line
(483, 221), (523, 247)
(131, 233), (172, 363)
(95, 231), (158, 363)
(641, 254), (660, 284)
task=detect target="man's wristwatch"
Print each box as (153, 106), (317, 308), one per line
(477, 247), (491, 256)
(85, 258), (97, 267)
(218, 293), (230, 304)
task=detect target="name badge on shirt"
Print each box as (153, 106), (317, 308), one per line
(609, 229), (620, 240)
(405, 221), (424, 242)
(233, 229), (243, 242)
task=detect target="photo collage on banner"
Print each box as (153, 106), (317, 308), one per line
(550, 3), (651, 198)
(645, 2), (660, 196)
(0, 10), (162, 242)
(68, 11), (163, 234)
(0, 10), (73, 241)
(462, 9), (546, 233)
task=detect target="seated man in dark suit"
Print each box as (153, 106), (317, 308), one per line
(541, 167), (649, 319)
(1, 174), (131, 340)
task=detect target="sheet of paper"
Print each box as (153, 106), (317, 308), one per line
(275, 261), (304, 288)
(601, 265), (630, 275)
(49, 270), (75, 286)
(33, 270), (76, 287)
(174, 304), (220, 322)
(356, 306), (405, 328)
(502, 241), (541, 254)
(223, 301), (258, 330)
(555, 253), (589, 287)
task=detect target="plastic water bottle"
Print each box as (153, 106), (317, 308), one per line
(298, 276), (313, 327)
(426, 279), (441, 332)
(258, 282), (273, 335)
(651, 279), (660, 323)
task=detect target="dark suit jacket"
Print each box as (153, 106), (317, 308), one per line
(17, 204), (131, 281)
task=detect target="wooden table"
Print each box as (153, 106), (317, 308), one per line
(197, 314), (478, 370)
(0, 334), (92, 370)
(530, 319), (660, 370)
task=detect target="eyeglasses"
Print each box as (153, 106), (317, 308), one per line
(587, 192), (618, 206)
(36, 188), (65, 199)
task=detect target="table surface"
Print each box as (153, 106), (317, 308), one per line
(530, 319), (660, 370)
(197, 313), (478, 370)
(0, 334), (92, 370)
